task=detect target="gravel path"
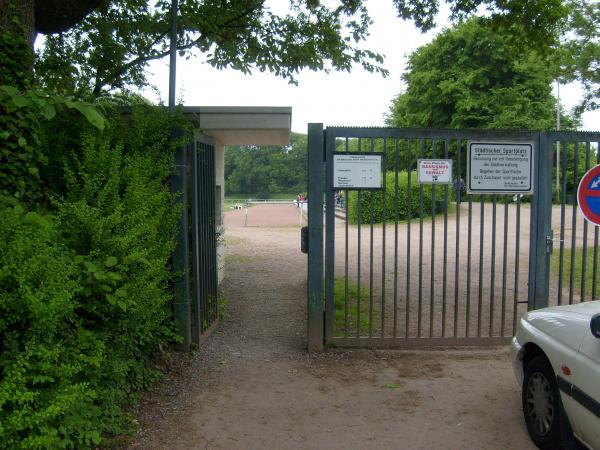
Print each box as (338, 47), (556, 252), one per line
(128, 213), (536, 449)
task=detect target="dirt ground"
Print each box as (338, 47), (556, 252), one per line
(128, 204), (537, 450)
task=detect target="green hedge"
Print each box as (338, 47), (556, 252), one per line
(347, 171), (447, 224)
(0, 104), (187, 448)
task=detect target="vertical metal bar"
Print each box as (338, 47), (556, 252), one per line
(344, 139), (349, 337)
(477, 199), (485, 337)
(357, 138), (363, 338)
(593, 141), (600, 300)
(381, 139), (387, 338)
(528, 133), (553, 310)
(368, 138), (375, 337)
(581, 141), (591, 300)
(569, 142), (579, 305)
(442, 139), (449, 337)
(393, 139), (399, 338)
(168, 0), (178, 109)
(489, 195), (497, 336)
(512, 195), (522, 335)
(594, 225), (599, 300)
(558, 141), (567, 305)
(210, 144), (218, 324)
(430, 139), (437, 338)
(307, 123), (324, 352)
(406, 140), (412, 338)
(325, 131), (336, 341)
(501, 198), (509, 336)
(454, 138), (462, 337)
(172, 136), (190, 351)
(466, 194), (473, 337)
(418, 139), (425, 337)
(191, 143), (200, 343)
(198, 143), (207, 332)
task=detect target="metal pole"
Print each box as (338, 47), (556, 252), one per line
(169, 0), (191, 351)
(307, 123), (324, 351)
(169, 0), (178, 110)
(556, 81), (560, 196)
(528, 133), (553, 310)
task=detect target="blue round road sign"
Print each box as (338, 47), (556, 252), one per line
(577, 165), (600, 226)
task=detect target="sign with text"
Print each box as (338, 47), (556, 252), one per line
(333, 153), (383, 189)
(417, 159), (453, 184)
(467, 142), (534, 194)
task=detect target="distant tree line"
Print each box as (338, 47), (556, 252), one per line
(224, 133), (308, 198)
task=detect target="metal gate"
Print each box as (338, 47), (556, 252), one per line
(173, 135), (219, 351)
(307, 125), (600, 350)
(190, 135), (219, 343)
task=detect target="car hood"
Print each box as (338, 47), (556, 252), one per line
(537, 300), (600, 318)
(522, 301), (600, 347)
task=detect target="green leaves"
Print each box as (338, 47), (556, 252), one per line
(558, 0), (600, 112)
(348, 171), (444, 225)
(36, 0), (387, 95)
(105, 256), (118, 267)
(225, 133), (308, 197)
(0, 105), (181, 447)
(386, 17), (562, 131)
(1, 86), (107, 130)
(65, 101), (106, 130)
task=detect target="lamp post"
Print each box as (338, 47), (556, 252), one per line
(169, 0), (178, 110)
(556, 81), (561, 196)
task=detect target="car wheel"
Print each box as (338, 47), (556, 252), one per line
(522, 355), (563, 449)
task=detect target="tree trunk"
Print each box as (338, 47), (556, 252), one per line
(0, 0), (35, 87)
(0, 0), (35, 46)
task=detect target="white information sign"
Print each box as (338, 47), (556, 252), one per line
(467, 142), (534, 194)
(333, 154), (382, 189)
(417, 159), (453, 184)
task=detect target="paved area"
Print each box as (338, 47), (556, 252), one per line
(129, 209), (536, 450)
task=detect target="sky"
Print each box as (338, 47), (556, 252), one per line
(141, 1), (599, 134)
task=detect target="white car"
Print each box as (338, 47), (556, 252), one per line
(511, 301), (600, 450)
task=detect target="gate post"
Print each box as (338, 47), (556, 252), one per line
(172, 136), (191, 352)
(528, 132), (553, 310)
(307, 123), (324, 352)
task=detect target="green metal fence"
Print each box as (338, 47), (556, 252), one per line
(307, 126), (600, 349)
(173, 135), (219, 351)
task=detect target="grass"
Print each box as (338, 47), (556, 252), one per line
(551, 247), (600, 299)
(333, 277), (381, 337)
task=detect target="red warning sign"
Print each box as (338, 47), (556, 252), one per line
(577, 165), (600, 226)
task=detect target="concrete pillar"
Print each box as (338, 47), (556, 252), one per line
(214, 140), (225, 284)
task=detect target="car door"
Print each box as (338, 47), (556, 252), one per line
(571, 328), (600, 448)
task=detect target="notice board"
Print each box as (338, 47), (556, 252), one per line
(467, 142), (534, 194)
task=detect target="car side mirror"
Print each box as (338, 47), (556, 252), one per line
(591, 314), (600, 339)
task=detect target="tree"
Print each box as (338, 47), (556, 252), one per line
(33, 0), (567, 97)
(0, 0), (105, 86)
(558, 0), (599, 112)
(385, 17), (572, 130)
(225, 132), (308, 197)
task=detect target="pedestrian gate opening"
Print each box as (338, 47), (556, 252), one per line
(307, 126), (600, 350)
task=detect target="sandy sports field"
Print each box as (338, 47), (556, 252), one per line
(128, 203), (539, 450)
(224, 201), (307, 228)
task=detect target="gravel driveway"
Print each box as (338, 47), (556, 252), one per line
(128, 208), (537, 449)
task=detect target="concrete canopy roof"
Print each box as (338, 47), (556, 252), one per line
(182, 106), (292, 146)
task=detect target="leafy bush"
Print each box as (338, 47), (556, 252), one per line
(0, 201), (103, 449)
(347, 171), (446, 224)
(0, 104), (187, 448)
